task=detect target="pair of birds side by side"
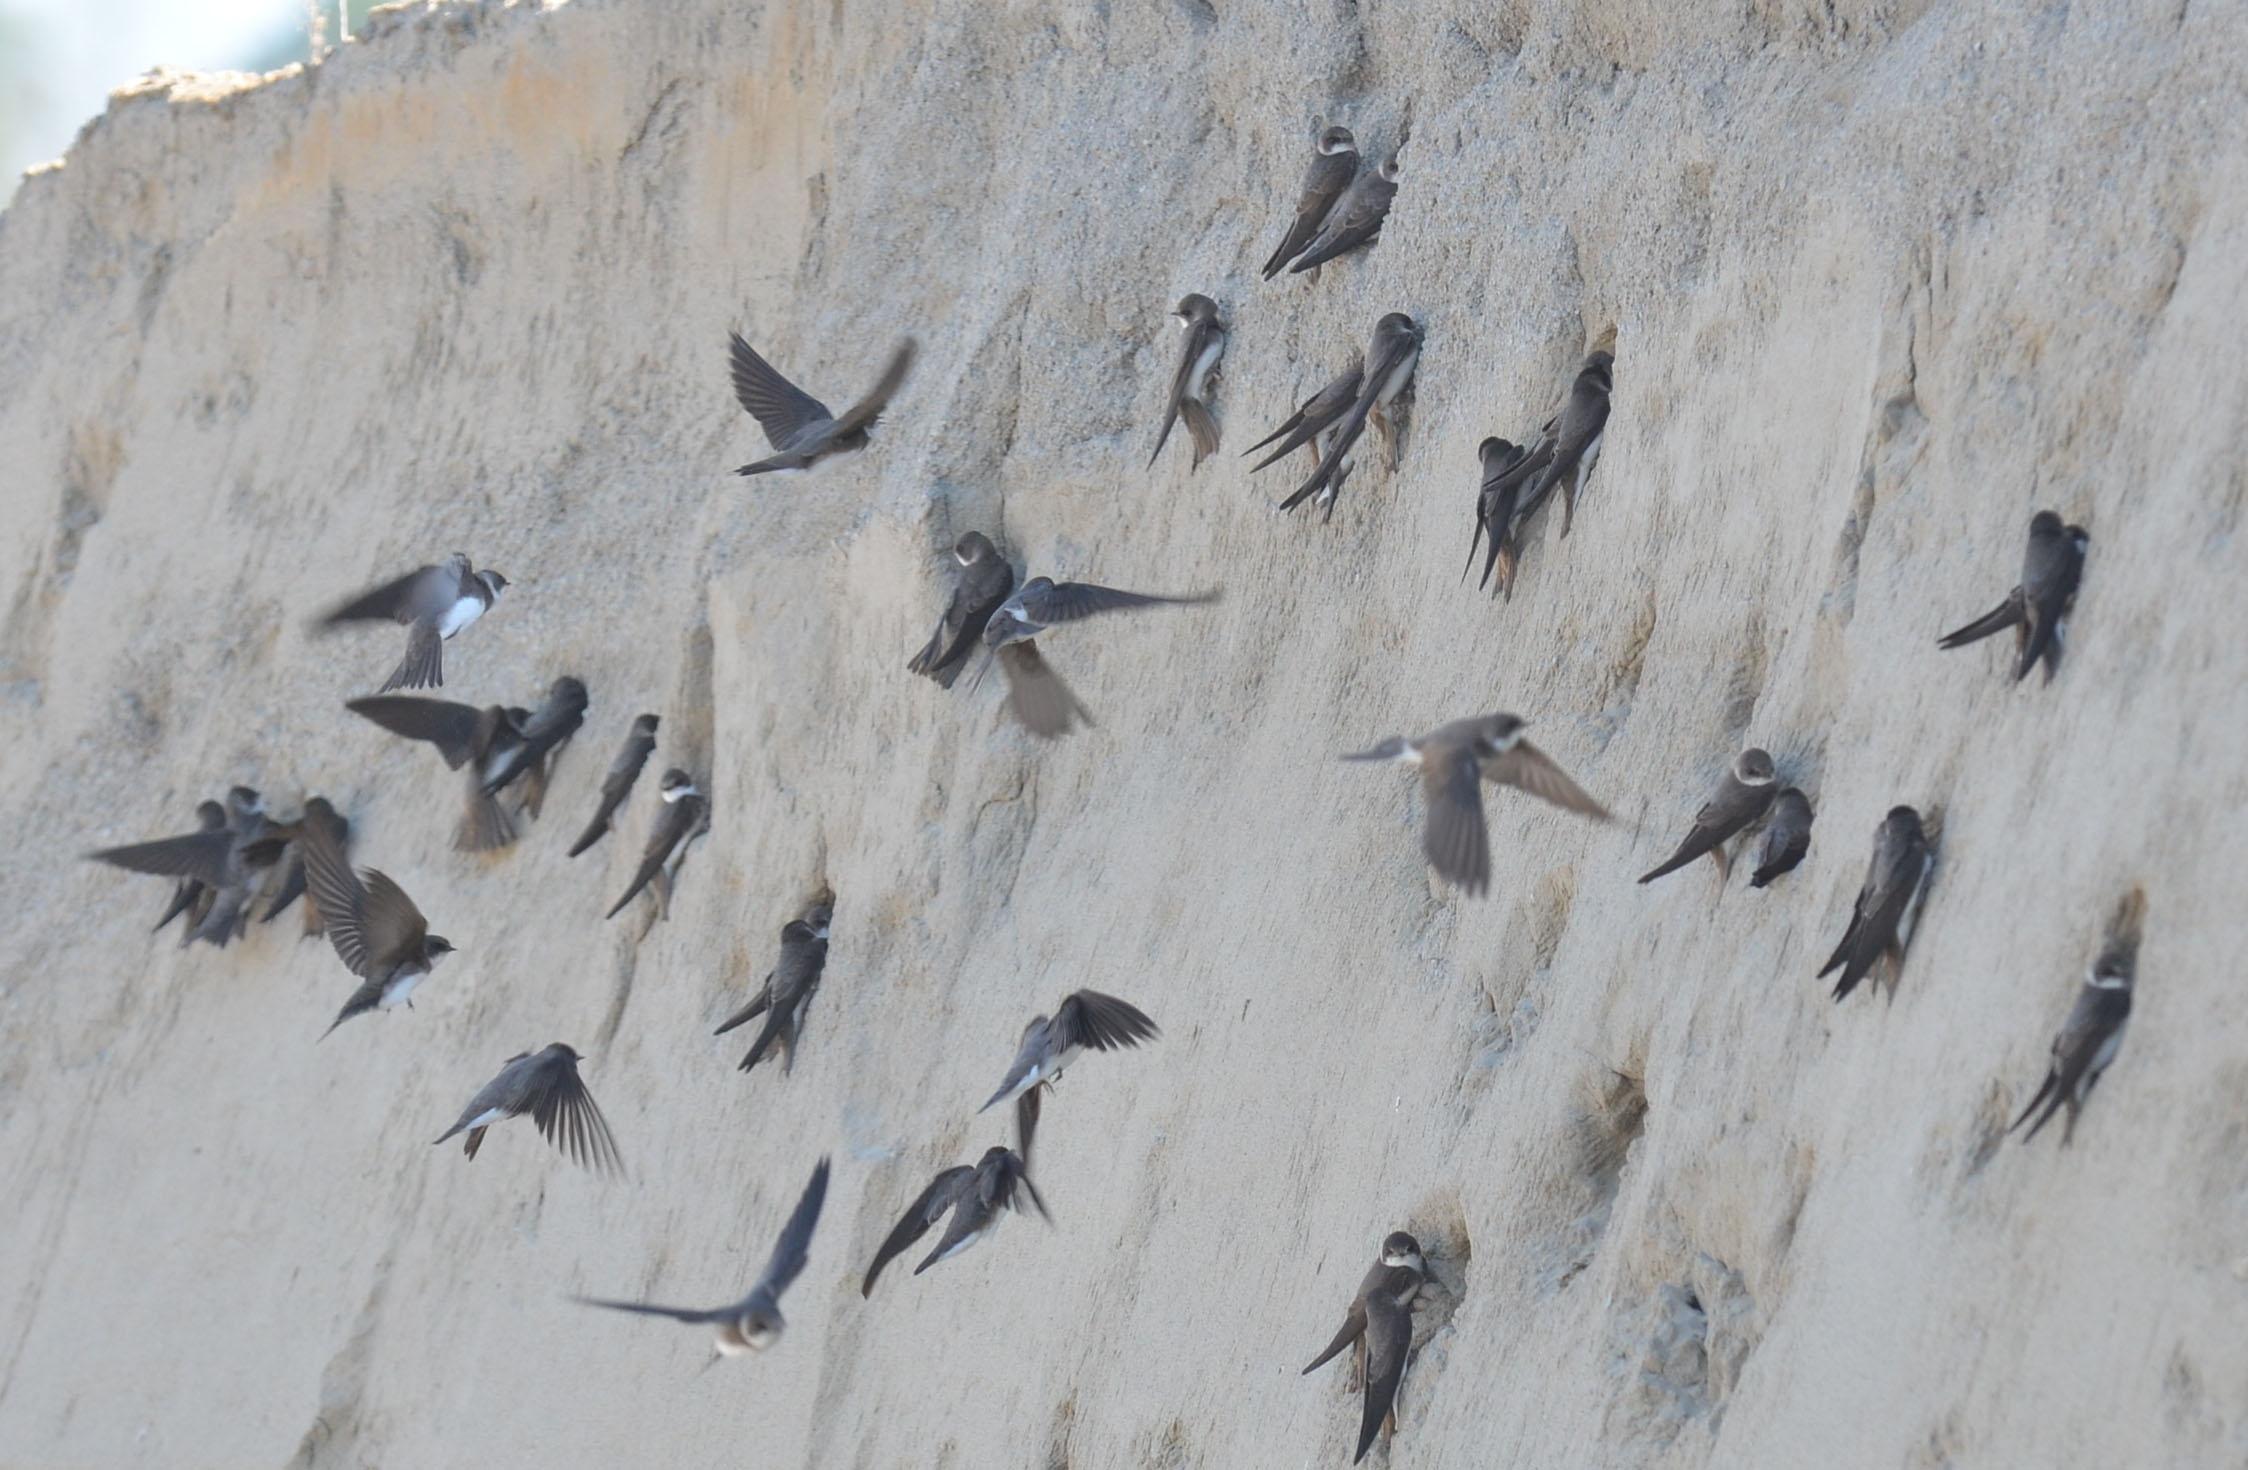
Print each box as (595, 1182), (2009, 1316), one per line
(906, 531), (1221, 738)
(1937, 509), (2089, 684)
(714, 898), (835, 1075)
(1303, 1231), (1427, 1465)
(1635, 747), (1812, 892)
(1464, 349), (1614, 600)
(1245, 312), (1423, 522)
(1262, 123), (1405, 279)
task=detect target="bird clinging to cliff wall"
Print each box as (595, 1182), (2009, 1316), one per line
(1288, 141), (1402, 274)
(1817, 805), (1936, 1001)
(1638, 748), (1781, 886)
(1279, 313), (1420, 515)
(1148, 293), (1226, 471)
(603, 769), (708, 921)
(728, 333), (916, 475)
(1302, 1231), (1426, 1465)
(714, 898), (834, 1076)
(1263, 123), (1359, 278)
(1937, 509), (2088, 684)
(909, 532), (1016, 689)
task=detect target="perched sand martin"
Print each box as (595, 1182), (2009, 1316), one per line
(578, 1156), (830, 1360)
(1817, 805), (1935, 1001)
(300, 819), (453, 1039)
(1344, 714), (1609, 897)
(861, 1146), (1048, 1296)
(1749, 787), (1813, 888)
(1463, 436), (1530, 590)
(318, 551), (507, 693)
(1148, 294), (1226, 471)
(1938, 510), (2088, 684)
(432, 1043), (622, 1175)
(1289, 142), (1402, 274)
(2012, 894), (2140, 1146)
(604, 770), (707, 920)
(1280, 314), (1420, 514)
(1303, 1231), (1426, 1465)
(1246, 355), (1363, 471)
(908, 532), (1016, 690)
(728, 334), (916, 475)
(977, 990), (1159, 1113)
(976, 576), (1220, 738)
(714, 900), (834, 1075)
(1638, 748), (1780, 885)
(567, 713), (660, 857)
(1263, 124), (1359, 278)
(1518, 351), (1613, 538)
(89, 785), (276, 948)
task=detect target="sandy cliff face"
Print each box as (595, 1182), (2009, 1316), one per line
(3, 0), (2246, 1465)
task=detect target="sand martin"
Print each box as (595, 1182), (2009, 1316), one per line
(976, 576), (1220, 738)
(1288, 142), (1401, 274)
(484, 676), (590, 822)
(908, 532), (1016, 689)
(714, 900), (834, 1075)
(1262, 124), (1359, 278)
(604, 769), (707, 920)
(148, 799), (227, 941)
(1279, 314), (1420, 514)
(1637, 748), (1779, 885)
(1517, 351), (1613, 538)
(1344, 714), (1609, 897)
(861, 1145), (1048, 1296)
(977, 990), (1159, 1114)
(1302, 1231), (1426, 1465)
(1937, 510), (2088, 684)
(301, 818), (453, 1039)
(729, 333), (916, 476)
(347, 694), (532, 852)
(578, 1156), (830, 1360)
(1482, 419), (1558, 599)
(1462, 437), (1531, 590)
(1246, 356), (1363, 470)
(567, 713), (660, 857)
(255, 796), (350, 937)
(433, 1043), (623, 1174)
(90, 785), (276, 948)
(2011, 909), (2138, 1146)
(1817, 805), (1935, 1002)
(1148, 294), (1226, 471)
(1749, 787), (1813, 888)
(317, 551), (507, 693)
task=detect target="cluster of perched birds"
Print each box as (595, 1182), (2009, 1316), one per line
(80, 114), (2141, 1466)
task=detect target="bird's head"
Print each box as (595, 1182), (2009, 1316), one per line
(1318, 124), (1357, 156)
(659, 770), (698, 802)
(1380, 1231), (1425, 1273)
(478, 570), (511, 598)
(1734, 748), (1778, 786)
(955, 531), (996, 567)
(425, 935), (456, 960)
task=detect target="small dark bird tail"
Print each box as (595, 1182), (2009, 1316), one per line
(456, 788), (516, 853)
(564, 817), (608, 858)
(384, 620), (445, 692)
(1937, 593), (2025, 651)
(1180, 399), (1221, 469)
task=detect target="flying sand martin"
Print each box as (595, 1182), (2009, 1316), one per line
(1148, 294), (1226, 471)
(89, 786), (276, 949)
(433, 1043), (622, 1175)
(977, 990), (1159, 1113)
(317, 551), (507, 693)
(1817, 805), (1935, 1002)
(908, 532), (1016, 689)
(1344, 714), (1609, 897)
(1937, 509), (2088, 684)
(976, 576), (1220, 738)
(347, 693), (533, 852)
(577, 1156), (831, 1361)
(729, 334), (916, 476)
(1262, 124), (1359, 278)
(714, 900), (834, 1075)
(567, 713), (660, 857)
(861, 1145), (1048, 1296)
(604, 769), (707, 920)
(300, 818), (453, 1039)
(1638, 748), (1779, 885)
(1303, 1231), (1426, 1465)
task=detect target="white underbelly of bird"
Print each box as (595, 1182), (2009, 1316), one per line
(379, 971), (423, 1009)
